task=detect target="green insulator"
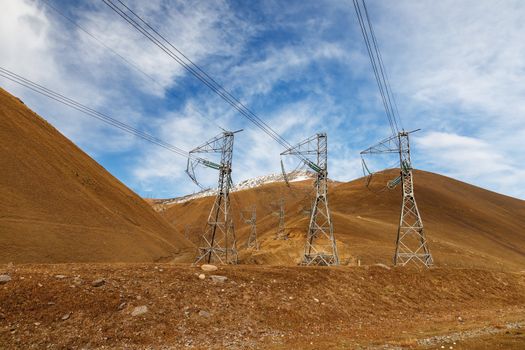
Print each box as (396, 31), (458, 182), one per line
(388, 175), (402, 189)
(203, 160), (221, 170)
(306, 161), (322, 173)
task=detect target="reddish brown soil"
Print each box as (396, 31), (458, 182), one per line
(0, 88), (193, 263)
(161, 169), (525, 270)
(0, 263), (524, 349)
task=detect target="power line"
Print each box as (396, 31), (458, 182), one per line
(0, 66), (192, 159)
(41, 0), (160, 87)
(362, 0), (402, 132)
(101, 0), (294, 151)
(352, 0), (402, 135)
(43, 0), (228, 133)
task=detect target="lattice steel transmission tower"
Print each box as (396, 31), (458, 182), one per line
(361, 130), (433, 267)
(241, 205), (258, 249)
(186, 130), (242, 265)
(272, 198), (287, 240)
(281, 133), (339, 266)
(184, 224), (200, 244)
(184, 224), (192, 239)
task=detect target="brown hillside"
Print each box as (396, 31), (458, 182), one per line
(0, 88), (192, 263)
(160, 169), (525, 270)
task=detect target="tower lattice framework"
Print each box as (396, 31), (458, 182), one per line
(281, 133), (339, 266)
(186, 130), (241, 265)
(393, 131), (433, 266)
(242, 205), (258, 249)
(361, 130), (433, 267)
(272, 198), (287, 240)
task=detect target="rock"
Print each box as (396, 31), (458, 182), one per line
(313, 297), (320, 303)
(201, 264), (218, 272)
(198, 274), (206, 280)
(131, 305), (148, 317)
(374, 263), (391, 270)
(61, 312), (71, 321)
(54, 275), (67, 279)
(198, 310), (211, 318)
(118, 302), (126, 310)
(73, 277), (83, 285)
(210, 275), (227, 283)
(0, 275), (11, 284)
(457, 316), (464, 322)
(91, 279), (105, 287)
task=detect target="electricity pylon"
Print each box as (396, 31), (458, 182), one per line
(361, 129), (433, 267)
(186, 129), (242, 265)
(241, 205), (258, 249)
(272, 198), (287, 240)
(281, 133), (339, 266)
(184, 224), (200, 244)
(184, 224), (192, 239)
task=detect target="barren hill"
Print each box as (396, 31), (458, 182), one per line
(158, 169), (525, 270)
(0, 88), (192, 263)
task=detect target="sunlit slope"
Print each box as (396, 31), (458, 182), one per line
(0, 88), (192, 263)
(161, 170), (525, 270)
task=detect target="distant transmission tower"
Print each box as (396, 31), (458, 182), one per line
(241, 205), (258, 249)
(361, 129), (433, 267)
(184, 224), (200, 244)
(186, 130), (242, 265)
(281, 133), (339, 266)
(184, 224), (191, 239)
(272, 198), (287, 240)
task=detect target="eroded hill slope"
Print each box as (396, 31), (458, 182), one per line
(0, 88), (192, 263)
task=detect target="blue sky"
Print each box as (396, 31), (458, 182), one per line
(1, 0), (525, 199)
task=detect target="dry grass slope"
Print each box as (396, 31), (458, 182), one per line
(0, 88), (193, 263)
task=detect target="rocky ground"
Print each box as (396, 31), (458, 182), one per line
(0, 263), (524, 349)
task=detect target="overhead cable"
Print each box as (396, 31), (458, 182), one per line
(0, 66), (192, 159)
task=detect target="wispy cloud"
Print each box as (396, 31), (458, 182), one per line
(415, 132), (525, 198)
(1, 0), (524, 199)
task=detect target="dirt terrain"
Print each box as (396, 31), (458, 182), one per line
(0, 88), (192, 263)
(159, 170), (525, 271)
(0, 263), (524, 349)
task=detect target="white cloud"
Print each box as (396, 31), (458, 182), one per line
(415, 132), (525, 198)
(367, 0), (525, 198)
(0, 0), (250, 153)
(228, 42), (349, 96)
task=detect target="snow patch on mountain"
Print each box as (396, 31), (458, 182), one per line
(161, 171), (314, 205)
